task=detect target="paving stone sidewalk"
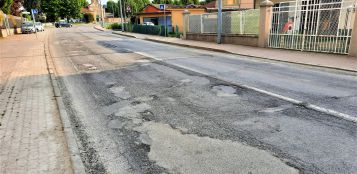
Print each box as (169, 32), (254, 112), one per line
(104, 27), (357, 72)
(0, 33), (73, 173)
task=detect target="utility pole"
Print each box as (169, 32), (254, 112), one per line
(123, 0), (127, 24)
(164, 5), (167, 37)
(99, 0), (104, 27)
(118, 0), (124, 32)
(217, 0), (222, 44)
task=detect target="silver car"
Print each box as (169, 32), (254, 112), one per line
(35, 22), (44, 32)
(21, 23), (36, 34)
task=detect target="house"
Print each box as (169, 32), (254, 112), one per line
(135, 4), (206, 32)
(81, 0), (103, 22)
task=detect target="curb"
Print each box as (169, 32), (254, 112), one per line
(93, 25), (106, 32)
(110, 31), (357, 73)
(112, 31), (137, 38)
(44, 31), (87, 174)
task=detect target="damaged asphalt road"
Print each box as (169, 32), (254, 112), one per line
(49, 26), (357, 174)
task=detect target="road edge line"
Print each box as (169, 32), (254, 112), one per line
(44, 31), (87, 174)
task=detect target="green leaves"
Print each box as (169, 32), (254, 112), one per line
(106, 0), (150, 18)
(0, 0), (13, 14)
(23, 0), (83, 22)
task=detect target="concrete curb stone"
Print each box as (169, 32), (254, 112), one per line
(44, 31), (87, 174)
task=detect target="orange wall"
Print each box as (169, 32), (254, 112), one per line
(169, 9), (206, 32)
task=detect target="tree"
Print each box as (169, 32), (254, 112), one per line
(11, 0), (23, 16)
(79, 0), (89, 7)
(151, 0), (172, 4)
(0, 0), (13, 14)
(41, 0), (60, 21)
(40, 0), (83, 22)
(23, 0), (41, 11)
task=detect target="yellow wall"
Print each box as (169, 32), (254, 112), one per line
(169, 9), (206, 32)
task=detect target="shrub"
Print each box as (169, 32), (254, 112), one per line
(106, 23), (121, 30)
(132, 24), (162, 35)
(83, 13), (94, 23)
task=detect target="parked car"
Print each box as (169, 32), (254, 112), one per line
(55, 21), (72, 28)
(35, 22), (44, 32)
(143, 22), (155, 26)
(21, 23), (36, 34)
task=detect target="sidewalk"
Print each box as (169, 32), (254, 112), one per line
(103, 27), (357, 72)
(0, 32), (73, 173)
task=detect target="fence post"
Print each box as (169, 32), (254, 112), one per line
(182, 10), (190, 40)
(258, 0), (274, 48)
(349, 7), (357, 57)
(200, 14), (204, 33)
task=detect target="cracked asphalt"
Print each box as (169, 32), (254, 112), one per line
(48, 25), (357, 174)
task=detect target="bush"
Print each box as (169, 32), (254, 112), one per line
(132, 25), (162, 35)
(83, 13), (94, 23)
(106, 23), (121, 30)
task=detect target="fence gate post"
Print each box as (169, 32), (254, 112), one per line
(258, 0), (274, 48)
(182, 10), (190, 40)
(349, 7), (357, 57)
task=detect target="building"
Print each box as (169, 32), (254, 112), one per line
(136, 4), (206, 32)
(81, 0), (103, 22)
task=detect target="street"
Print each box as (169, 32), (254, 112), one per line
(46, 25), (357, 174)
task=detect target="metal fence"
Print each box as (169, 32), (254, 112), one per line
(268, 0), (356, 54)
(188, 9), (260, 35)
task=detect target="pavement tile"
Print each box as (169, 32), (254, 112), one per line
(0, 32), (73, 173)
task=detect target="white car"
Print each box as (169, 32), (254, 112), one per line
(21, 23), (36, 34)
(35, 22), (44, 32)
(143, 22), (155, 26)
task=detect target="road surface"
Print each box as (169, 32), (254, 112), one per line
(48, 25), (357, 174)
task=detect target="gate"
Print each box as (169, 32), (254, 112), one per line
(268, 0), (356, 54)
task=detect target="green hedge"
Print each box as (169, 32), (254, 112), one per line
(106, 23), (122, 30)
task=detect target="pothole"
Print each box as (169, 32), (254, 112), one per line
(136, 122), (299, 174)
(108, 119), (126, 129)
(211, 85), (238, 97)
(140, 110), (155, 121)
(259, 105), (292, 113)
(109, 86), (131, 100)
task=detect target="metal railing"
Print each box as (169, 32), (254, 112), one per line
(188, 9), (260, 35)
(268, 0), (356, 54)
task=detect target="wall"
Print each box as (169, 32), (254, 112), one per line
(170, 8), (206, 32)
(186, 33), (258, 46)
(0, 28), (21, 38)
(104, 17), (123, 23)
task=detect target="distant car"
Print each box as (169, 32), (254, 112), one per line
(55, 21), (72, 28)
(21, 23), (36, 34)
(35, 22), (44, 32)
(143, 22), (155, 26)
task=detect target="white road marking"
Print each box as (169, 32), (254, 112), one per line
(131, 50), (357, 124)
